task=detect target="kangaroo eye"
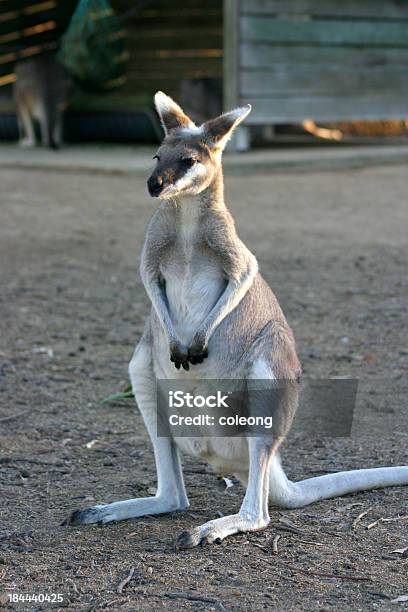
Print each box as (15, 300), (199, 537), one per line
(181, 157), (197, 168)
(153, 154), (160, 161)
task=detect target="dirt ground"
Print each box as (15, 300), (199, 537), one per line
(0, 161), (407, 611)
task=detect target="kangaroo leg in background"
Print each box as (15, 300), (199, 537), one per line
(53, 111), (64, 149)
(17, 103), (35, 147)
(63, 337), (189, 525)
(39, 104), (58, 150)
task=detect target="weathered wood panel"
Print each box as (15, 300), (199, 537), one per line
(242, 16), (408, 47)
(241, 43), (408, 69)
(241, 0), (408, 19)
(241, 67), (408, 96)
(111, 0), (223, 100)
(223, 0), (239, 112)
(224, 0), (408, 129)
(243, 94), (408, 123)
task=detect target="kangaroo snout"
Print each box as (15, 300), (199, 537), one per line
(147, 174), (164, 197)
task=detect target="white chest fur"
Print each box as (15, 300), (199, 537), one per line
(179, 197), (199, 260)
(161, 198), (226, 345)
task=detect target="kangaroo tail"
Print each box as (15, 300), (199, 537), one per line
(269, 454), (408, 509)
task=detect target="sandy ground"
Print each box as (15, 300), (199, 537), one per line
(0, 162), (407, 610)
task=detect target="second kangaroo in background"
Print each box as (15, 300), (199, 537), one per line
(65, 92), (408, 548)
(14, 54), (72, 150)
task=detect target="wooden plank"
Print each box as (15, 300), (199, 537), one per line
(112, 0), (221, 12)
(241, 94), (408, 123)
(241, 16), (408, 47)
(126, 68), (221, 82)
(240, 0), (408, 20)
(0, 7), (56, 30)
(241, 67), (408, 96)
(134, 49), (223, 59)
(241, 43), (408, 69)
(109, 1), (223, 101)
(223, 0), (239, 110)
(129, 27), (222, 39)
(125, 10), (221, 27)
(126, 57), (222, 74)
(127, 32), (222, 51)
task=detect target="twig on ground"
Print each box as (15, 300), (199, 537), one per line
(352, 507), (372, 530)
(164, 592), (222, 606)
(276, 517), (342, 539)
(367, 515), (408, 530)
(277, 518), (304, 535)
(391, 546), (408, 555)
(282, 563), (372, 582)
(250, 541), (269, 552)
(293, 539), (326, 548)
(367, 520), (379, 530)
(0, 410), (30, 423)
(116, 567), (135, 594)
(318, 529), (343, 538)
(391, 595), (408, 604)
(381, 515), (408, 523)
(272, 534), (281, 554)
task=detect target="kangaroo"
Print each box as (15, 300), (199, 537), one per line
(64, 92), (408, 547)
(13, 54), (72, 150)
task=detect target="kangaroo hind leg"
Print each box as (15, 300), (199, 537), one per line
(63, 332), (189, 526)
(176, 357), (282, 548)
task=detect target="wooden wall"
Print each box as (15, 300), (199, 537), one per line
(225, 0), (408, 124)
(110, 0), (223, 101)
(0, 0), (223, 111)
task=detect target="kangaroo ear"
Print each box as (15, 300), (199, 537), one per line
(203, 105), (251, 149)
(154, 91), (195, 135)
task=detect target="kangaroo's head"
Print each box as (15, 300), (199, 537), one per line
(147, 91), (251, 199)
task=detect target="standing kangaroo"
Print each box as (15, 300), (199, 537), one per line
(65, 93), (408, 547)
(14, 55), (72, 150)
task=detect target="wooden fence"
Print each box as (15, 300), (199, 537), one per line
(111, 0), (223, 100)
(0, 0), (223, 111)
(225, 0), (408, 142)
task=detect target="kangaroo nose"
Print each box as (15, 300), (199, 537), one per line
(147, 175), (163, 197)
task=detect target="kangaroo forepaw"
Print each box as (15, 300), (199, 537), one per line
(188, 346), (208, 365)
(188, 333), (209, 365)
(170, 342), (190, 371)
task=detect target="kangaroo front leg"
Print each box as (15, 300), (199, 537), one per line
(176, 438), (272, 548)
(141, 240), (190, 371)
(189, 242), (258, 361)
(64, 337), (189, 526)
